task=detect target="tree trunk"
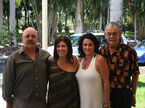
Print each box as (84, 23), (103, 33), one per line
(75, 0), (83, 33)
(143, 18), (145, 39)
(24, 4), (28, 27)
(109, 0), (123, 28)
(9, 0), (17, 47)
(48, 3), (59, 45)
(99, 0), (103, 31)
(107, 0), (110, 24)
(138, 17), (144, 40)
(0, 0), (3, 41)
(58, 12), (62, 33)
(32, 0), (42, 43)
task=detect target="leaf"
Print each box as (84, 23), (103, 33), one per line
(16, 0), (22, 8)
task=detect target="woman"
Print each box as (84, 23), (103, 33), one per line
(76, 33), (110, 108)
(47, 36), (80, 108)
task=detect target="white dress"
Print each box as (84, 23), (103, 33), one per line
(76, 56), (104, 108)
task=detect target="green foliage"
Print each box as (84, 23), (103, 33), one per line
(64, 26), (70, 34)
(16, 0), (22, 8)
(0, 25), (22, 45)
(125, 31), (134, 37)
(0, 29), (3, 44)
(0, 28), (10, 45)
(16, 30), (22, 43)
(134, 76), (145, 108)
(2, 0), (145, 44)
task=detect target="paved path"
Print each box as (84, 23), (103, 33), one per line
(139, 66), (145, 76)
(0, 87), (6, 108)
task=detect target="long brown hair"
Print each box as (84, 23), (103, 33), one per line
(54, 36), (73, 63)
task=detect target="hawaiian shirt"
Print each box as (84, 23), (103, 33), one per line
(100, 42), (140, 89)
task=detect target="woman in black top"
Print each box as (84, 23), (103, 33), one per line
(47, 36), (80, 108)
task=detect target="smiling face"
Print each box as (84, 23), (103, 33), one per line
(82, 38), (95, 56)
(22, 27), (38, 49)
(104, 25), (121, 48)
(57, 41), (68, 57)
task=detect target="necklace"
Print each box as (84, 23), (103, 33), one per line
(82, 55), (94, 69)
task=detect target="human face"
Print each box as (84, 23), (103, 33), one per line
(22, 27), (38, 49)
(57, 41), (68, 57)
(83, 38), (95, 56)
(104, 25), (121, 48)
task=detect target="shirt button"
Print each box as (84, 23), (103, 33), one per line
(35, 85), (38, 88)
(35, 77), (38, 80)
(35, 93), (38, 96)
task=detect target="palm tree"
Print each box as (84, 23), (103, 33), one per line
(124, 0), (145, 40)
(0, 0), (3, 38)
(60, 0), (75, 34)
(31, 0), (42, 42)
(82, 0), (108, 32)
(75, 0), (83, 33)
(9, 0), (17, 47)
(109, 0), (123, 28)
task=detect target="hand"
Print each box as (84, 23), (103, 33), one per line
(131, 95), (136, 107)
(6, 103), (13, 108)
(104, 105), (110, 108)
(104, 102), (111, 108)
(78, 57), (82, 62)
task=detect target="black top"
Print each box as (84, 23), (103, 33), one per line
(47, 58), (80, 108)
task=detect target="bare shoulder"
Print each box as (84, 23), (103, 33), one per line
(48, 56), (54, 61)
(95, 54), (106, 64)
(95, 54), (108, 73)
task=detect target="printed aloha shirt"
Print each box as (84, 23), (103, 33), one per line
(100, 42), (140, 89)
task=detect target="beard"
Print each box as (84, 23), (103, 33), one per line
(28, 40), (36, 45)
(24, 40), (37, 48)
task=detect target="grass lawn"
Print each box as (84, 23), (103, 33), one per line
(133, 76), (145, 108)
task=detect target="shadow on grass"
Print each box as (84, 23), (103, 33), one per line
(137, 81), (145, 88)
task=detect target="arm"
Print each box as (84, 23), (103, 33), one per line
(130, 49), (140, 107)
(131, 74), (139, 107)
(72, 55), (79, 72)
(95, 55), (110, 107)
(6, 103), (13, 108)
(2, 56), (15, 105)
(77, 57), (82, 63)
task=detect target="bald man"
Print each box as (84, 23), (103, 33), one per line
(2, 27), (50, 108)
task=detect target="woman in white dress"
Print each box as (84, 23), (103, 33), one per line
(76, 33), (110, 108)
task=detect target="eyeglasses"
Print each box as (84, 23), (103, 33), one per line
(106, 32), (119, 37)
(23, 35), (37, 39)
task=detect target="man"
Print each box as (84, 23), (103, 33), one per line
(2, 27), (50, 108)
(100, 22), (140, 108)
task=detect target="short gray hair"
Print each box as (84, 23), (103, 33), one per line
(105, 22), (121, 32)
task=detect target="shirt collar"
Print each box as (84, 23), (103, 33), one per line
(18, 46), (39, 54)
(105, 40), (124, 55)
(116, 40), (124, 52)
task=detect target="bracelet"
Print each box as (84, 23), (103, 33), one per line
(104, 102), (111, 107)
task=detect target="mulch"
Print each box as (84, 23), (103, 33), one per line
(0, 47), (19, 56)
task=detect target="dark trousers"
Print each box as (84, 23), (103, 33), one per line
(13, 97), (47, 108)
(110, 89), (132, 108)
